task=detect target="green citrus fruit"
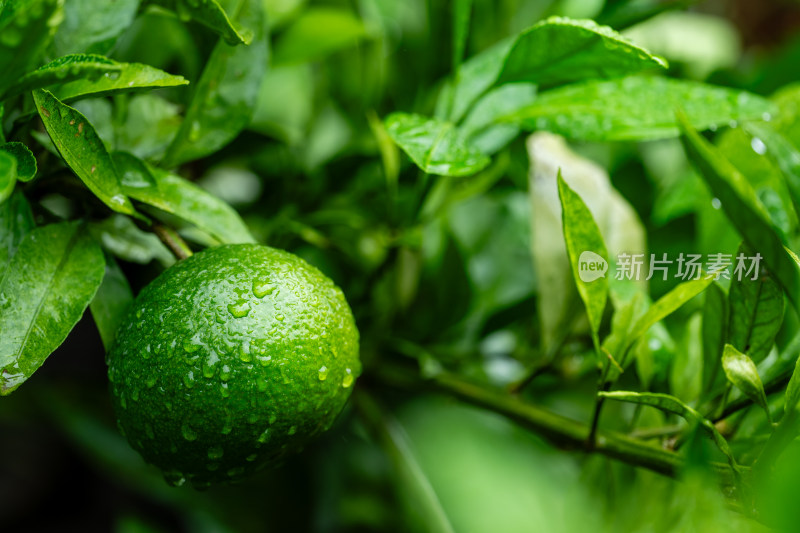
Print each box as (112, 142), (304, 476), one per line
(106, 244), (360, 489)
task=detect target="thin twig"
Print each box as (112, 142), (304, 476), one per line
(152, 223), (193, 260)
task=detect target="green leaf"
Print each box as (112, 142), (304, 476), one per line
(0, 0), (62, 98)
(701, 282), (728, 398)
(0, 150), (15, 204)
(509, 76), (775, 141)
(114, 95), (182, 161)
(384, 113), (490, 177)
(0, 189), (33, 276)
(163, 0), (268, 167)
(557, 172), (609, 346)
(498, 17), (666, 86)
(721, 344), (769, 418)
(670, 313), (703, 403)
(438, 16), (665, 122)
(4, 54), (122, 99)
(452, 0), (472, 73)
(460, 83), (537, 155)
(32, 89), (139, 218)
(50, 61), (188, 102)
(678, 112), (800, 314)
(744, 122), (800, 217)
(600, 390), (737, 466)
(113, 152), (255, 244)
(728, 244), (784, 364)
(54, 0), (140, 55)
(0, 222), (105, 395)
(90, 215), (174, 267)
(626, 278), (713, 357)
(0, 142), (36, 182)
(785, 355), (800, 414)
(90, 256), (133, 352)
(272, 7), (367, 65)
(149, 0), (251, 45)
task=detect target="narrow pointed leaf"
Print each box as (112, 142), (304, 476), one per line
(0, 222), (105, 395)
(50, 62), (188, 102)
(678, 112), (800, 313)
(90, 256), (133, 352)
(557, 172), (609, 343)
(0, 142), (37, 182)
(600, 390), (737, 466)
(728, 244), (784, 364)
(113, 152), (254, 244)
(509, 76), (775, 141)
(384, 113), (490, 177)
(4, 54), (122, 99)
(722, 344), (769, 415)
(702, 281), (728, 397)
(626, 277), (713, 356)
(148, 0), (250, 45)
(163, 0), (267, 166)
(785, 356), (800, 414)
(32, 90), (138, 217)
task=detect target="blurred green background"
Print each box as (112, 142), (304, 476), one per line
(4, 0), (800, 531)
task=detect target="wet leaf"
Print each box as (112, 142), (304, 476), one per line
(0, 222), (105, 395)
(384, 113), (490, 177)
(557, 172), (609, 347)
(0, 142), (37, 182)
(461, 83), (537, 155)
(728, 244), (784, 364)
(114, 94), (182, 161)
(90, 255), (134, 351)
(149, 0), (251, 45)
(745, 122), (800, 217)
(4, 54), (122, 99)
(438, 16), (665, 122)
(510, 76), (775, 141)
(32, 90), (138, 217)
(113, 152), (254, 244)
(50, 61), (188, 102)
(163, 0), (267, 166)
(679, 112), (800, 314)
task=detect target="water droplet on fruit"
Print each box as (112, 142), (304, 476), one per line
(183, 371), (195, 388)
(257, 428), (270, 443)
(220, 382), (230, 397)
(221, 410), (233, 434)
(207, 446), (224, 460)
(220, 364), (232, 381)
(228, 299), (251, 318)
(288, 425), (297, 435)
(246, 453), (258, 462)
(227, 466), (245, 478)
(342, 369), (354, 388)
(252, 279), (275, 298)
(163, 470), (186, 487)
(318, 366), (328, 381)
(275, 314), (285, 322)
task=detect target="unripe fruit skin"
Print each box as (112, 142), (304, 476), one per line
(106, 244), (360, 489)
